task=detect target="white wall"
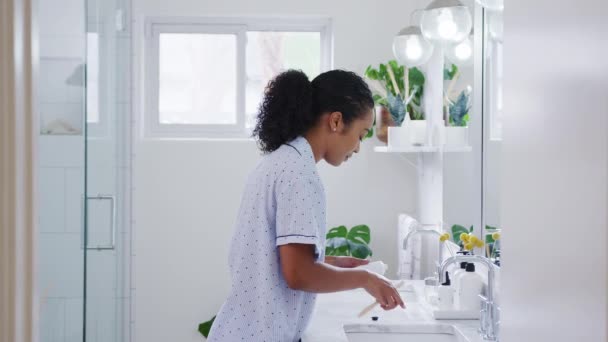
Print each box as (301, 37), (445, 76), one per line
(132, 1), (429, 341)
(501, 0), (608, 341)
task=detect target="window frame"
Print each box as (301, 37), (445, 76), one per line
(143, 17), (333, 139)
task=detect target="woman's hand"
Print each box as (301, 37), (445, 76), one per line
(362, 271), (405, 310)
(325, 256), (370, 268)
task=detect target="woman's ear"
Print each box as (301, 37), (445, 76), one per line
(328, 111), (344, 132)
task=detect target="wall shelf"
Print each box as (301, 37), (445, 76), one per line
(374, 146), (473, 153)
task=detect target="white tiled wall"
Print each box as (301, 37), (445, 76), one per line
(38, 136), (86, 342)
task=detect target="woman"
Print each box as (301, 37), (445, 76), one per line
(208, 69), (405, 342)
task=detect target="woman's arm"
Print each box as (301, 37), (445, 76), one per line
(279, 244), (405, 310)
(324, 255), (370, 268)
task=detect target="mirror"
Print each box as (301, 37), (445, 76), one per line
(442, 0), (479, 255)
(443, 0), (503, 265)
(482, 5), (503, 265)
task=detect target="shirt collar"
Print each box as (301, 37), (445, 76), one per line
(287, 136), (316, 165)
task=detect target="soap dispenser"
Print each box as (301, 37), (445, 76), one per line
(452, 262), (468, 292)
(457, 263), (483, 311)
(437, 271), (454, 310)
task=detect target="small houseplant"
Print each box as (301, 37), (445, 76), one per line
(364, 61), (426, 143)
(444, 63), (472, 146)
(325, 224), (373, 259)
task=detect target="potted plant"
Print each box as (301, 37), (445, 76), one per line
(325, 224), (373, 259)
(444, 63), (472, 147)
(364, 60), (425, 144)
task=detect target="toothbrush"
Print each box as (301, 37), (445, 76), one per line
(357, 280), (405, 317)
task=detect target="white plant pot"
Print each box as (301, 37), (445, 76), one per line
(409, 120), (428, 146)
(445, 126), (469, 146)
(388, 127), (411, 148)
(388, 120), (428, 148)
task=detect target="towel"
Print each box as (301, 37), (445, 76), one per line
(397, 213), (421, 279)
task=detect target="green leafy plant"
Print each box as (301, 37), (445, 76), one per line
(198, 316), (215, 339)
(450, 224), (501, 259)
(444, 62), (472, 127)
(364, 60), (426, 124)
(450, 224), (474, 246)
(444, 63), (459, 80)
(325, 224), (373, 259)
(484, 225), (501, 262)
(448, 89), (472, 127)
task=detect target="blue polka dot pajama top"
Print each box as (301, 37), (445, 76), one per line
(207, 136), (326, 342)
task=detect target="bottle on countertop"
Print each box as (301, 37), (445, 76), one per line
(457, 263), (483, 311)
(452, 262), (468, 293)
(437, 271), (454, 310)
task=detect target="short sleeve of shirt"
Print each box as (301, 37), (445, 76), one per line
(275, 174), (321, 257)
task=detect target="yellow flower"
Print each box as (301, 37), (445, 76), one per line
(492, 232), (501, 241)
(460, 233), (470, 243)
(439, 233), (450, 242)
(475, 239), (484, 248)
(469, 235), (480, 244)
(464, 242), (474, 251)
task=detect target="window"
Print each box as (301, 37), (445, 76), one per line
(144, 18), (332, 138)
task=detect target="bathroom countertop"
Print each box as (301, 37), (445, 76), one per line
(301, 280), (485, 342)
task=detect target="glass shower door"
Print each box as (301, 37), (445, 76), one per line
(36, 0), (131, 340)
(84, 0), (131, 341)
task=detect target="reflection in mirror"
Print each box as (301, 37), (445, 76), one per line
(442, 0), (478, 255)
(482, 6), (503, 265)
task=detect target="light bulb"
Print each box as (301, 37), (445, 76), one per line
(454, 41), (472, 60)
(392, 26), (434, 67)
(405, 37), (423, 60)
(420, 0), (472, 45)
(437, 9), (458, 40)
(445, 35), (473, 66)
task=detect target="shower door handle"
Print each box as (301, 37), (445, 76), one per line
(83, 194), (116, 250)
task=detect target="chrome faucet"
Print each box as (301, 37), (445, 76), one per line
(402, 224), (443, 280)
(439, 255), (499, 341)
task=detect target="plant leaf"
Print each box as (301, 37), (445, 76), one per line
(409, 67), (425, 87)
(407, 68), (425, 120)
(326, 237), (349, 249)
(451, 224), (469, 244)
(365, 65), (380, 80)
(387, 93), (406, 126)
(346, 225), (371, 245)
(444, 63), (459, 80)
(198, 316), (216, 338)
(449, 90), (471, 127)
(348, 241), (372, 259)
(326, 226), (347, 239)
(365, 125), (374, 139)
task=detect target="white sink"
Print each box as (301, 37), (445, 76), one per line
(344, 323), (471, 342)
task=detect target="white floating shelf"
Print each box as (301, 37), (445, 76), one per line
(374, 145), (473, 153)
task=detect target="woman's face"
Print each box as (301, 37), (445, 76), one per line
(324, 108), (374, 166)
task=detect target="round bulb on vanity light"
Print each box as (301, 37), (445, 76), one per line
(420, 0), (472, 45)
(445, 35), (473, 66)
(392, 26), (434, 67)
(475, 0), (503, 12)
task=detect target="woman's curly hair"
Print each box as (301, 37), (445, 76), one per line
(252, 69), (374, 153)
